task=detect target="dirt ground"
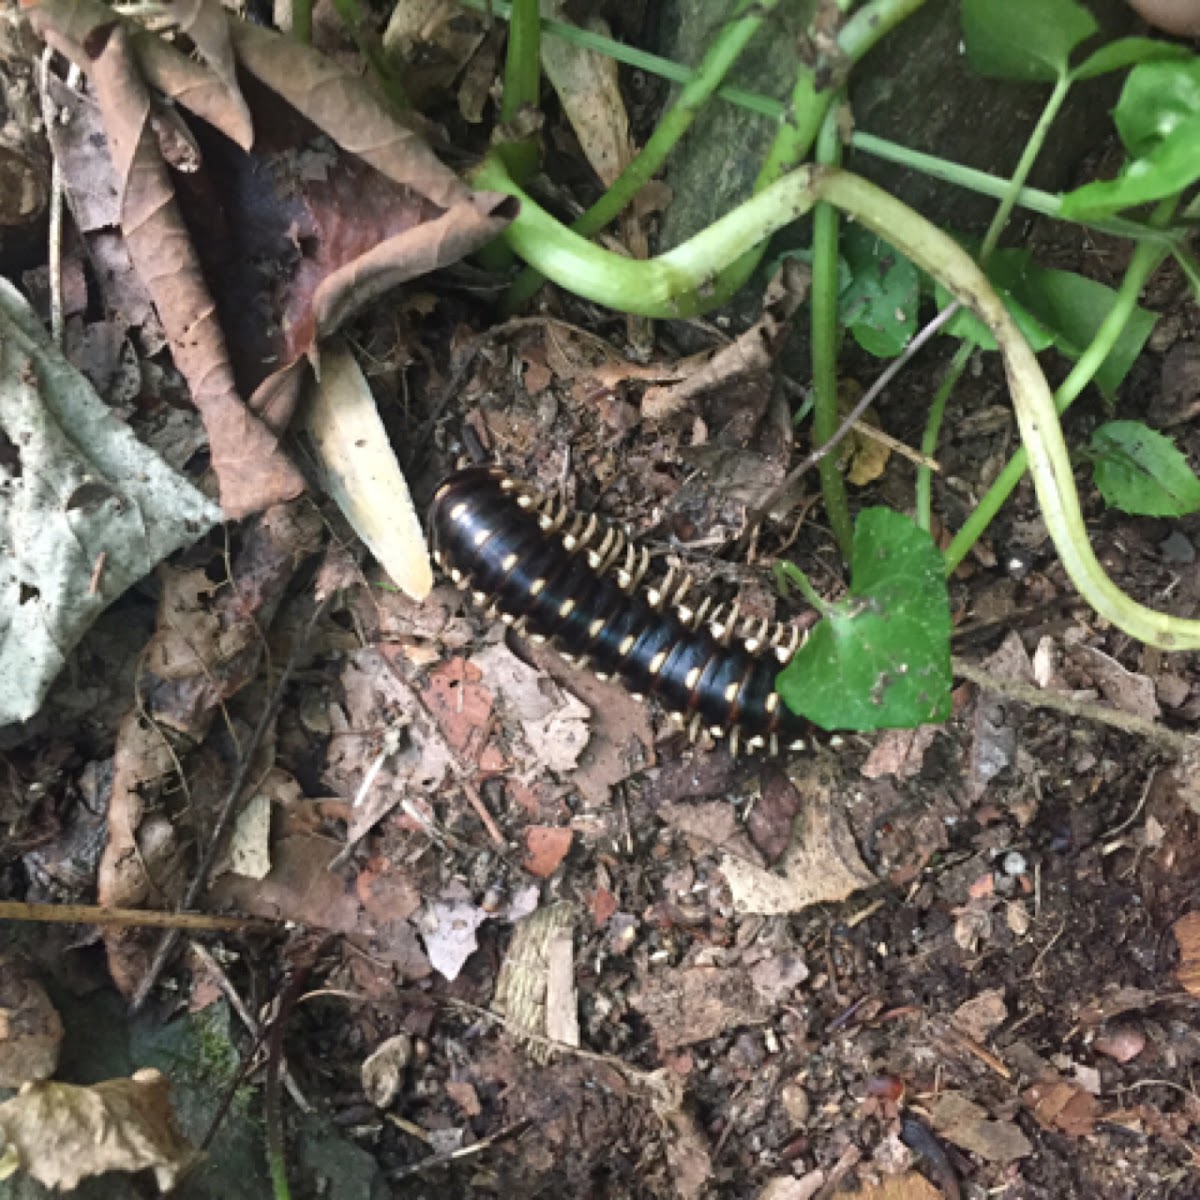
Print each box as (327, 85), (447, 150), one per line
(4, 5), (1200, 1200)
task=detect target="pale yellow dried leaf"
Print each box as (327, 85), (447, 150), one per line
(304, 345), (432, 601)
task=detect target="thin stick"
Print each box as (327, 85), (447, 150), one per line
(0, 900), (269, 931)
(129, 595), (332, 1013)
(748, 302), (958, 533)
(953, 657), (1199, 759)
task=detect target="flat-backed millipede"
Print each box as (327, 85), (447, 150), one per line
(428, 466), (810, 755)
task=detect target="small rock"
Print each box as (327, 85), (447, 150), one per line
(1160, 531), (1196, 564)
(780, 1078), (810, 1128)
(361, 1034), (413, 1108)
(1093, 1026), (1146, 1063)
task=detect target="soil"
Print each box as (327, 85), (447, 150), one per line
(3, 6), (1200, 1200)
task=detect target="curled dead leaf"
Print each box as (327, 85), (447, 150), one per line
(0, 1069), (198, 1192)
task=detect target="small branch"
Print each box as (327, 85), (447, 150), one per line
(0, 901), (271, 931)
(952, 656), (1199, 758)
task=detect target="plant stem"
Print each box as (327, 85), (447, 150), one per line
(472, 153), (823, 317)
(291, 0), (311, 44)
(709, 0), (927, 302)
(775, 561), (833, 616)
(943, 210), (1173, 572)
(503, 0), (772, 312)
(979, 75), (1070, 263)
(811, 104), (853, 558)
(499, 0), (541, 184)
(918, 72), (1071, 532)
(916, 341), (971, 532)
(805, 167), (1197, 647)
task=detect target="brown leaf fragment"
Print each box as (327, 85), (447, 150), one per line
(0, 958), (63, 1088)
(1093, 1025), (1146, 1064)
(631, 965), (772, 1052)
(1174, 911), (1200, 995)
(225, 19), (471, 209)
(832, 1173), (942, 1200)
(950, 988), (1008, 1042)
(524, 826), (573, 878)
(0, 1069), (198, 1192)
(1021, 1077), (1098, 1138)
(311, 195), (514, 339)
(861, 726), (938, 781)
(211, 833), (432, 978)
(719, 771), (875, 915)
(361, 1033), (413, 1108)
(540, 5), (630, 188)
(87, 24), (304, 516)
(31, 0), (256, 150)
(930, 1092), (1033, 1164)
(166, 0), (254, 150)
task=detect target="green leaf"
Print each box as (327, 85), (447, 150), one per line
(939, 249), (1156, 397)
(1061, 61), (1200, 217)
(1089, 420), (1200, 516)
(839, 226), (919, 358)
(1070, 37), (1191, 82)
(776, 509), (951, 732)
(962, 0), (1096, 81)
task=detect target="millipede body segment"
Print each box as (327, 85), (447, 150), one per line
(428, 466), (809, 755)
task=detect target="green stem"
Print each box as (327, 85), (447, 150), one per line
(710, 0), (927, 302)
(916, 342), (972, 532)
(813, 169), (1199, 648)
(811, 104), (853, 558)
(775, 561), (834, 616)
(850, 132), (1171, 245)
(917, 73), (1071, 531)
(979, 75), (1071, 263)
(473, 153), (823, 317)
(943, 208), (1174, 572)
(291, 0), (312, 44)
(499, 0), (541, 184)
(503, 0), (773, 312)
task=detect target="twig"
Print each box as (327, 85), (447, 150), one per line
(129, 595), (332, 1013)
(946, 1028), (1012, 1080)
(748, 302), (958, 531)
(953, 657), (1200, 759)
(189, 941), (311, 1113)
(0, 900), (269, 931)
(388, 1119), (532, 1182)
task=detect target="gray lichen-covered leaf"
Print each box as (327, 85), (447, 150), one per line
(0, 279), (220, 726)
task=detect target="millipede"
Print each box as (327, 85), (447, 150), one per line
(429, 466), (811, 756)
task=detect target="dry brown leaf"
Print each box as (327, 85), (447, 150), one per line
(540, 3), (630, 188)
(861, 726), (938, 781)
(33, 0), (256, 150)
(833, 1173), (942, 1200)
(167, 0), (253, 149)
(0, 1069), (198, 1192)
(930, 1091), (1033, 1164)
(1173, 910), (1200, 995)
(87, 23), (305, 516)
(524, 826), (574, 878)
(309, 195), (515, 341)
(951, 988), (1008, 1042)
(718, 770), (875, 915)
(1022, 1077), (1099, 1138)
(0, 959), (63, 1089)
(212, 833), (432, 978)
(227, 19), (470, 209)
(631, 965), (772, 1052)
